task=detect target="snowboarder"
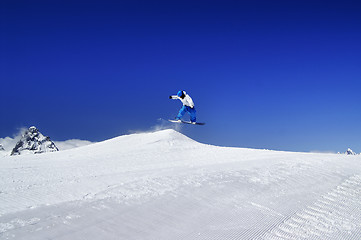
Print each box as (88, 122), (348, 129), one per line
(169, 90), (197, 124)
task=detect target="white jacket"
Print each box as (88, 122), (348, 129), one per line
(170, 91), (195, 108)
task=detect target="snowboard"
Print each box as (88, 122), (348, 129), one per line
(168, 120), (205, 125)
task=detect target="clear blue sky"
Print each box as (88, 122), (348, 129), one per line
(1, 0), (360, 152)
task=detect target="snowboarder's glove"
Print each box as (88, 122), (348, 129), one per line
(169, 96), (172, 99)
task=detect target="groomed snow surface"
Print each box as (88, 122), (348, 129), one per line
(1, 129), (361, 239)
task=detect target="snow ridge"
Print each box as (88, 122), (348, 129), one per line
(10, 126), (59, 156)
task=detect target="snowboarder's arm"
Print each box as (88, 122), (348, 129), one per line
(169, 95), (179, 100)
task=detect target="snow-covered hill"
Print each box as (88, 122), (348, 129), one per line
(1, 129), (361, 239)
(0, 144), (7, 157)
(53, 139), (94, 151)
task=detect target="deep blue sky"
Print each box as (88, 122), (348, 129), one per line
(1, 0), (360, 152)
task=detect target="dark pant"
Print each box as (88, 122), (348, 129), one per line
(176, 105), (196, 122)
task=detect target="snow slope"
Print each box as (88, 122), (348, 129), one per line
(1, 129), (361, 239)
(53, 139), (94, 151)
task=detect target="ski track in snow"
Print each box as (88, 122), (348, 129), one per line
(260, 175), (361, 240)
(1, 129), (361, 239)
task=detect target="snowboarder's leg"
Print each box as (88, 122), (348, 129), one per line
(187, 106), (197, 123)
(176, 105), (187, 120)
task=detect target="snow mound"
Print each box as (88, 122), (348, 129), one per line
(109, 129), (197, 146)
(11, 126), (59, 156)
(0, 143), (4, 151)
(69, 129), (200, 155)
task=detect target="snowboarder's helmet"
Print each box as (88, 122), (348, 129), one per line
(177, 90), (184, 97)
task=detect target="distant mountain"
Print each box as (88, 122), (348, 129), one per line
(11, 126), (59, 156)
(0, 144), (4, 151)
(345, 148), (357, 155)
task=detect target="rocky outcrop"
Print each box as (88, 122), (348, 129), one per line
(345, 148), (357, 155)
(11, 126), (59, 156)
